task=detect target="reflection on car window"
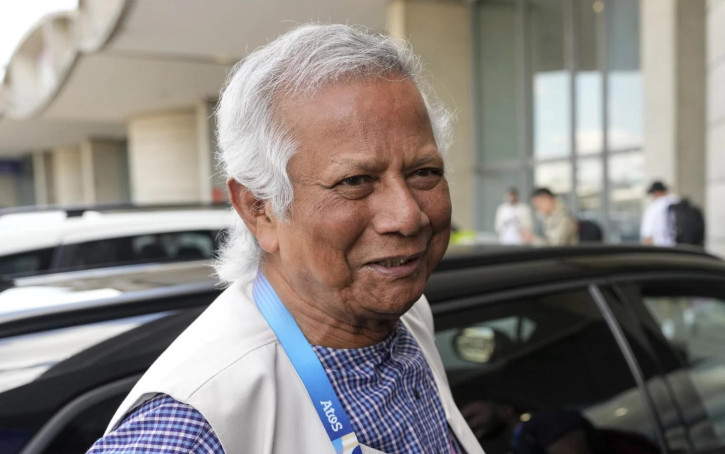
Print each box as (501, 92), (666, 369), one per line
(435, 289), (660, 454)
(0, 248), (55, 277)
(0, 313), (168, 394)
(40, 391), (128, 454)
(59, 230), (216, 271)
(0, 310), (195, 454)
(634, 282), (725, 453)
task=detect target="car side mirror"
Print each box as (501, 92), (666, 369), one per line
(454, 326), (496, 364)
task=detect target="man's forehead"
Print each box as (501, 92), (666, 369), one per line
(279, 77), (427, 126)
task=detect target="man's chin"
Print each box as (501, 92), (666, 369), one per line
(360, 289), (425, 318)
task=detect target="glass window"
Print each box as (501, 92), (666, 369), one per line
(609, 152), (645, 242)
(576, 0), (603, 157)
(0, 308), (204, 454)
(476, 1), (521, 165)
(530, 0), (571, 159)
(474, 0), (643, 238)
(624, 280), (725, 453)
(436, 288), (659, 453)
(40, 392), (129, 454)
(476, 169), (524, 235)
(59, 230), (216, 272)
(576, 72), (603, 155)
(534, 161), (572, 197)
(608, 73), (643, 151)
(0, 248), (55, 278)
(577, 157), (604, 223)
(0, 313), (167, 394)
(607, 0), (643, 151)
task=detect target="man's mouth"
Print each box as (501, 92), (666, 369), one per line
(376, 256), (417, 267)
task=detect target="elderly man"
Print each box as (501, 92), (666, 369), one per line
(87, 24), (483, 454)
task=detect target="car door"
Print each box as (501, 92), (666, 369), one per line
(0, 307), (206, 454)
(611, 276), (725, 454)
(433, 283), (665, 454)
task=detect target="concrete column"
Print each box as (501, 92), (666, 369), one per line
(196, 100), (214, 204)
(32, 151), (52, 205)
(51, 145), (84, 204)
(127, 109), (204, 204)
(82, 138), (129, 204)
(387, 0), (475, 230)
(0, 176), (18, 207)
(641, 0), (706, 207)
(80, 140), (97, 204)
(706, 0), (725, 257)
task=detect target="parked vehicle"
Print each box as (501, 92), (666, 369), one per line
(0, 204), (231, 278)
(1, 245), (724, 454)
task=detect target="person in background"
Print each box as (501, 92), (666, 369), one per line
(494, 188), (534, 245)
(524, 188), (578, 246)
(640, 180), (679, 246)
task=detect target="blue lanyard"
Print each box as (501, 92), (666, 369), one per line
(252, 272), (362, 454)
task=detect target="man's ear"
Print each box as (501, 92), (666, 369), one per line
(227, 178), (279, 254)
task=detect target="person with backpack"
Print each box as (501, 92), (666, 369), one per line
(641, 181), (706, 247)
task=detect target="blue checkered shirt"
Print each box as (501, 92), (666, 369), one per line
(88, 322), (462, 453)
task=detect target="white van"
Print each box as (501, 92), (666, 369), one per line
(0, 205), (231, 278)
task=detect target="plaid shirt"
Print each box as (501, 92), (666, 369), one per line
(88, 322), (462, 453)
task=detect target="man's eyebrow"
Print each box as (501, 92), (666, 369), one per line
(329, 152), (443, 172)
(328, 158), (385, 173)
(408, 153), (443, 167)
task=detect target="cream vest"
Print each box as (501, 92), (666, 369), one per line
(107, 278), (485, 454)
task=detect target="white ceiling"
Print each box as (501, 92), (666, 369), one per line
(108, 0), (388, 58)
(0, 117), (125, 155)
(0, 0), (389, 155)
(42, 53), (229, 122)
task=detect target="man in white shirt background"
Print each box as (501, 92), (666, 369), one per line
(494, 188), (534, 245)
(640, 180), (680, 246)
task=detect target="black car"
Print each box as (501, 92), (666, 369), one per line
(1, 245), (725, 454)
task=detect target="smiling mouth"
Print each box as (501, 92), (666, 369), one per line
(376, 256), (417, 267)
(365, 253), (424, 278)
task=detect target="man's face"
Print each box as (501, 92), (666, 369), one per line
(263, 77), (451, 323)
(507, 191), (518, 205)
(532, 195), (555, 216)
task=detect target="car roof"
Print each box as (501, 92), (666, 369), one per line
(0, 208), (232, 256)
(1, 244), (722, 336)
(0, 260), (219, 319)
(426, 244), (725, 302)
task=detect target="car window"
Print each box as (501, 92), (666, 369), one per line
(0, 309), (202, 454)
(620, 279), (725, 453)
(39, 389), (129, 454)
(0, 248), (55, 278)
(58, 230), (216, 272)
(435, 288), (660, 454)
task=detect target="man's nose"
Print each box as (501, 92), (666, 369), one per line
(371, 181), (430, 237)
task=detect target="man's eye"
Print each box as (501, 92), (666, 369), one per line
(413, 168), (443, 178)
(409, 167), (444, 190)
(338, 175), (371, 187)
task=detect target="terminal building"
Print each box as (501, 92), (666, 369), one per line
(0, 0), (722, 256)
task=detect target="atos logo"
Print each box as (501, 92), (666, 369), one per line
(320, 400), (344, 432)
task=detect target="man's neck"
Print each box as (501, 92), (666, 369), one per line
(260, 267), (398, 349)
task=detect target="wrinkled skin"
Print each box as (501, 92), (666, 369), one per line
(231, 76), (452, 348)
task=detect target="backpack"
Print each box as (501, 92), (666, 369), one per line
(577, 219), (603, 242)
(668, 199), (705, 246)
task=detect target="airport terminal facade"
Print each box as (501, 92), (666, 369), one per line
(0, 0), (722, 256)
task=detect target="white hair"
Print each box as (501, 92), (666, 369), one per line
(213, 23), (453, 284)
